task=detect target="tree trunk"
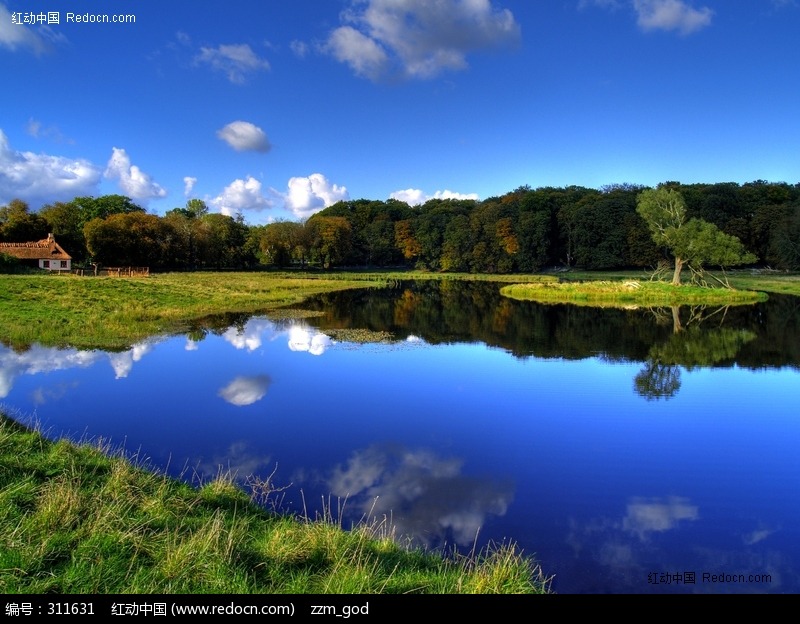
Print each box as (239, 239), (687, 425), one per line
(672, 256), (684, 285)
(671, 306), (683, 334)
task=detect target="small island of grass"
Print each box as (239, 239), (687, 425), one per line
(499, 278), (768, 308)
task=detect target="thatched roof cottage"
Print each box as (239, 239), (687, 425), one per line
(0, 233), (72, 271)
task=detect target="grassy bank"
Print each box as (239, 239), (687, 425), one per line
(499, 277), (769, 307)
(0, 271), (386, 350)
(0, 413), (551, 594)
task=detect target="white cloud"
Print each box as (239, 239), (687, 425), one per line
(211, 175), (275, 217)
(326, 0), (520, 81)
(290, 40), (309, 58)
(104, 147), (167, 201)
(0, 129), (101, 205)
(285, 173), (349, 219)
(183, 176), (197, 197)
(325, 26), (390, 81)
(218, 375), (271, 406)
(390, 188), (479, 206)
(195, 43), (270, 84)
(632, 0), (713, 34)
(216, 121), (271, 153)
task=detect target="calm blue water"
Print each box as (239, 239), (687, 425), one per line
(2, 283), (799, 594)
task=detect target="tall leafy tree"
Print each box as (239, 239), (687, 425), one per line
(39, 201), (87, 260)
(637, 187), (756, 285)
(0, 199), (49, 242)
(72, 195), (144, 223)
(259, 220), (304, 267)
(636, 188), (693, 284)
(84, 212), (176, 267)
(307, 216), (352, 268)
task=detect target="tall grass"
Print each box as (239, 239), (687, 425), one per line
(0, 413), (552, 594)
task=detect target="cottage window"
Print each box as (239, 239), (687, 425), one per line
(61, 260), (68, 268)
(43, 260), (50, 268)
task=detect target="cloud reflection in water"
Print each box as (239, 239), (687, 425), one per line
(218, 375), (272, 406)
(324, 443), (514, 548)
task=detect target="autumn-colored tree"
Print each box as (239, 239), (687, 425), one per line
(394, 219), (421, 263)
(307, 216), (352, 268)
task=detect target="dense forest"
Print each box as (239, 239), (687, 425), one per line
(2, 180), (799, 272)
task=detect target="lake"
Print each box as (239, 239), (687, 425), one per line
(2, 280), (799, 594)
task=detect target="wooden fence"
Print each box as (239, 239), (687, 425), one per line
(73, 266), (150, 277)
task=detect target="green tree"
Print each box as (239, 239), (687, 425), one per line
(72, 195), (144, 223)
(39, 201), (87, 261)
(0, 199), (49, 242)
(637, 187), (756, 285)
(84, 212), (176, 267)
(259, 220), (304, 267)
(770, 205), (800, 270)
(199, 213), (252, 269)
(636, 187), (690, 284)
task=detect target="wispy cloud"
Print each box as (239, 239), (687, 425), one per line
(195, 43), (270, 84)
(325, 0), (521, 81)
(183, 176), (197, 197)
(0, 4), (66, 54)
(582, 0), (713, 35)
(26, 118), (72, 144)
(632, 0), (713, 34)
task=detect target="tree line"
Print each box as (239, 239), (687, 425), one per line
(1, 180), (799, 273)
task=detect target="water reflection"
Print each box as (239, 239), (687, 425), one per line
(288, 325), (334, 355)
(322, 443), (514, 548)
(2, 281), (799, 594)
(634, 323), (757, 400)
(218, 375), (272, 406)
(297, 281), (795, 359)
(623, 497), (700, 539)
(0, 344), (99, 398)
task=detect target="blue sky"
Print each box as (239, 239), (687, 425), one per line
(2, 0), (798, 224)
